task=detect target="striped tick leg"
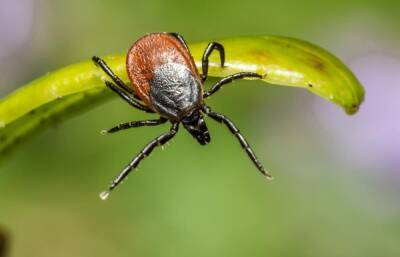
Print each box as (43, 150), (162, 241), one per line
(201, 104), (272, 180)
(100, 122), (179, 199)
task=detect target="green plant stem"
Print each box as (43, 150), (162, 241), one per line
(0, 35), (365, 155)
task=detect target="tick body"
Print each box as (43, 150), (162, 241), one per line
(93, 32), (271, 199)
(127, 33), (202, 121)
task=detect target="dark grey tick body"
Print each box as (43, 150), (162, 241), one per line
(92, 32), (272, 199)
(150, 63), (202, 118)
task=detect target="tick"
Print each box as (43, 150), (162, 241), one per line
(93, 32), (272, 199)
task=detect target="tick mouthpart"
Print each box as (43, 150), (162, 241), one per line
(196, 130), (210, 145)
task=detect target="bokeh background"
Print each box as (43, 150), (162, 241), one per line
(0, 0), (399, 256)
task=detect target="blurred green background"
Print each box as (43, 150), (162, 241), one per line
(1, 0), (400, 257)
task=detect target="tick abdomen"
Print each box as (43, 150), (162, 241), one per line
(150, 63), (202, 120)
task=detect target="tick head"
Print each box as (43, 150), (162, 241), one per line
(182, 110), (210, 145)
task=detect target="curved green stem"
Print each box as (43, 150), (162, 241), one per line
(0, 35), (364, 155)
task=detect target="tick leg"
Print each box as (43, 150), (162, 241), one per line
(166, 32), (190, 51)
(103, 117), (167, 134)
(203, 72), (263, 98)
(92, 56), (137, 95)
(103, 123), (179, 194)
(202, 104), (273, 179)
(201, 42), (225, 83)
(105, 81), (154, 113)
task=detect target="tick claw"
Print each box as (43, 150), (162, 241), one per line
(99, 190), (110, 200)
(264, 173), (274, 181)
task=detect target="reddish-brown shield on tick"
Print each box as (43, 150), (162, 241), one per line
(93, 32), (270, 199)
